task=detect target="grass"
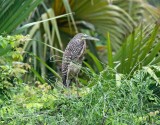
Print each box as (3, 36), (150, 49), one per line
(0, 67), (160, 125)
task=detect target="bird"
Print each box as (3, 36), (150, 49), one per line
(62, 33), (99, 87)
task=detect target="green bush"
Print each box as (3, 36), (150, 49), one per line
(0, 67), (159, 124)
(0, 35), (30, 96)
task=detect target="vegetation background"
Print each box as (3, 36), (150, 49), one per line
(0, 0), (160, 124)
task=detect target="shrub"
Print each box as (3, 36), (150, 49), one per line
(0, 67), (159, 124)
(0, 35), (30, 96)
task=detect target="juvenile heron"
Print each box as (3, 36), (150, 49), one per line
(62, 33), (99, 87)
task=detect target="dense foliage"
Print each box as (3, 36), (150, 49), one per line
(0, 35), (30, 96)
(0, 67), (160, 124)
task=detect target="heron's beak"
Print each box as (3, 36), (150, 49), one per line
(83, 35), (99, 41)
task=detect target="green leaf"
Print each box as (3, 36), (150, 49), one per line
(106, 32), (113, 68)
(139, 23), (160, 62)
(113, 20), (160, 74)
(30, 67), (46, 84)
(143, 66), (160, 85)
(87, 51), (103, 72)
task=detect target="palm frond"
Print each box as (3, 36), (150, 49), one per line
(113, 19), (160, 74)
(0, 0), (43, 34)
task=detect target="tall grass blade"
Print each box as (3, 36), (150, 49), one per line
(87, 51), (103, 72)
(62, 0), (78, 33)
(139, 23), (160, 61)
(30, 67), (46, 84)
(47, 9), (63, 49)
(106, 32), (113, 68)
(126, 31), (135, 73)
(15, 13), (72, 34)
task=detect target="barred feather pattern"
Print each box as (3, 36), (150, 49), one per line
(62, 33), (86, 86)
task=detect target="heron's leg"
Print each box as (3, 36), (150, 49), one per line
(75, 74), (80, 97)
(66, 79), (72, 98)
(66, 79), (70, 88)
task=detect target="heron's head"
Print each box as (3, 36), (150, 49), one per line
(75, 33), (99, 41)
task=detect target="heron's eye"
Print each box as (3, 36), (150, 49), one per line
(81, 34), (88, 39)
(81, 36), (86, 40)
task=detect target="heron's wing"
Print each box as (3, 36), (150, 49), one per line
(66, 39), (85, 61)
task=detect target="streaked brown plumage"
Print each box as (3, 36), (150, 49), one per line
(62, 33), (99, 87)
